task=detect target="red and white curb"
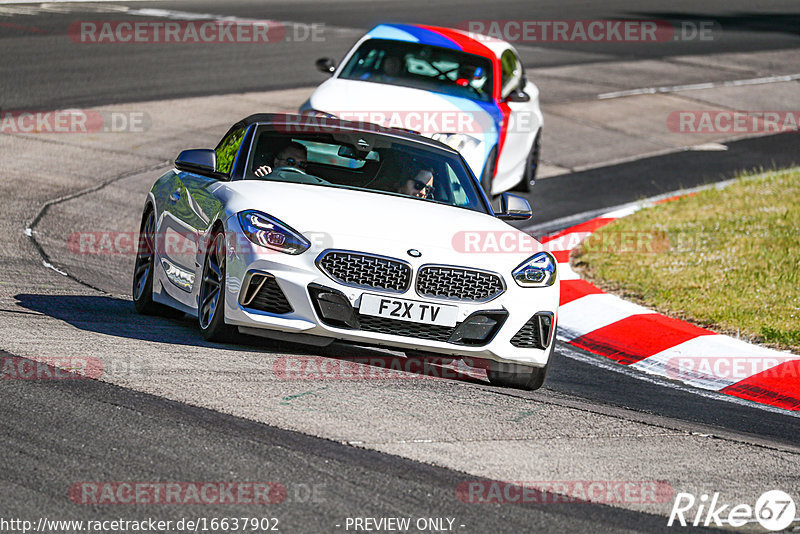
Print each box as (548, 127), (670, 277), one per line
(542, 201), (800, 413)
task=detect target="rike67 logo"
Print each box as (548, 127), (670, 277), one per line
(668, 490), (797, 531)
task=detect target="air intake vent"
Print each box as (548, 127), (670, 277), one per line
(240, 272), (292, 314)
(510, 313), (553, 349)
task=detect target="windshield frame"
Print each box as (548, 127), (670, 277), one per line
(337, 38), (495, 103)
(241, 124), (492, 215)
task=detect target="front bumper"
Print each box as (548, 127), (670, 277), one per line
(223, 220), (559, 368)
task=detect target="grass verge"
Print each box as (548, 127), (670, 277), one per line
(572, 167), (800, 354)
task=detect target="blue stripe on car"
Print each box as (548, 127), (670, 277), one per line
(368, 23), (461, 50)
(366, 24), (420, 42)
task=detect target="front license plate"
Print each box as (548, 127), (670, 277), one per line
(359, 294), (458, 327)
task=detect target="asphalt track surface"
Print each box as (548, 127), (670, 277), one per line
(4, 349), (705, 534)
(1, 1), (800, 533)
(2, 0), (800, 109)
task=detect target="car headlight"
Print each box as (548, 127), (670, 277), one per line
(237, 210), (310, 255)
(512, 252), (556, 287)
(431, 133), (480, 153)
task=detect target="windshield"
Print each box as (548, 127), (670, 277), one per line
(338, 39), (494, 103)
(245, 127), (489, 214)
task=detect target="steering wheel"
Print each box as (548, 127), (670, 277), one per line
(272, 166), (330, 185)
(273, 165), (306, 174)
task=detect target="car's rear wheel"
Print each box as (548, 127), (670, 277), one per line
(512, 130), (541, 193)
(198, 229), (236, 342)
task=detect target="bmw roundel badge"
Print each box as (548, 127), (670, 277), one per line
(407, 249), (422, 258)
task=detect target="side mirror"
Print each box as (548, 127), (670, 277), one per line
(315, 57), (336, 75)
(175, 149), (216, 175)
(496, 192), (532, 221)
(505, 89), (531, 103)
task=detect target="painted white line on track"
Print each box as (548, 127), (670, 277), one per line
(127, 7), (278, 22)
(598, 73), (800, 99)
(688, 142), (728, 151)
(0, 0), (156, 3)
(42, 261), (68, 276)
(599, 205), (639, 219)
(0, 2), (361, 40)
(120, 5), (361, 39)
(557, 338), (800, 419)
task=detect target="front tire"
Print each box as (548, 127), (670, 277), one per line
(487, 337), (554, 391)
(198, 229), (236, 342)
(132, 208), (181, 317)
(487, 362), (547, 390)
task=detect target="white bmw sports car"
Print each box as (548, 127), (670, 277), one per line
(133, 114), (558, 390)
(301, 23), (543, 196)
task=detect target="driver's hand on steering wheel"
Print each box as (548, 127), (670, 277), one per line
(254, 165), (272, 177)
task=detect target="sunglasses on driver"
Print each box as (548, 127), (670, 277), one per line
(277, 157), (307, 170)
(412, 179), (432, 191)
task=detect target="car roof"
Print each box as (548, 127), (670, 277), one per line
(232, 113), (459, 154)
(364, 23), (511, 60)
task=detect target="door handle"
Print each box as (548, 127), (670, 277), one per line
(169, 190), (181, 204)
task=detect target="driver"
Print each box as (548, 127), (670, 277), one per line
(397, 168), (434, 199)
(382, 55), (402, 77)
(254, 142), (308, 177)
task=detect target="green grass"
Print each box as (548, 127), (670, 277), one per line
(572, 167), (800, 353)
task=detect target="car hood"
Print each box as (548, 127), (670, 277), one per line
(306, 78), (498, 137)
(218, 180), (538, 269)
